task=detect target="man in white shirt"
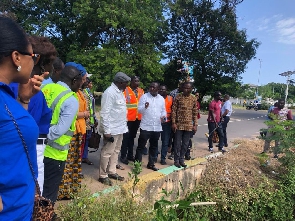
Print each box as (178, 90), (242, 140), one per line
(221, 94), (232, 147)
(134, 82), (166, 171)
(98, 72), (130, 186)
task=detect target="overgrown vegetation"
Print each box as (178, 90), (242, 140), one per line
(58, 188), (154, 220)
(58, 118), (295, 220)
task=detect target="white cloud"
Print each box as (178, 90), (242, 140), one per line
(245, 15), (295, 45)
(275, 18), (295, 44)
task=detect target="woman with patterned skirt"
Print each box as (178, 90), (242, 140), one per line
(57, 63), (88, 200)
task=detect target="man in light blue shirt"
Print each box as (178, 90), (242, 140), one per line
(135, 82), (166, 171)
(221, 94), (232, 147)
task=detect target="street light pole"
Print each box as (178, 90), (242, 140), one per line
(257, 59), (262, 98)
(279, 71), (295, 104)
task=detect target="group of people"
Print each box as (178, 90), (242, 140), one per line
(98, 76), (201, 186)
(0, 16), (235, 220)
(99, 76), (234, 186)
(0, 16), (97, 220)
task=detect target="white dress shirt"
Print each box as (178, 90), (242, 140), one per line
(221, 100), (232, 116)
(100, 83), (128, 135)
(138, 93), (166, 132)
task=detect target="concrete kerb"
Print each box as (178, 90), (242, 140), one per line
(91, 144), (240, 203)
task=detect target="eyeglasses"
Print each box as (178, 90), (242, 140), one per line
(18, 51), (40, 65)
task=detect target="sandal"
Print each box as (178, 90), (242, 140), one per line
(82, 159), (93, 165)
(116, 164), (125, 170)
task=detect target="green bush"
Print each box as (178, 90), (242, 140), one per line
(58, 188), (154, 220)
(260, 101), (271, 110)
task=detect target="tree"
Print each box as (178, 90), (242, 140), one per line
(4, 0), (167, 90)
(163, 0), (259, 97)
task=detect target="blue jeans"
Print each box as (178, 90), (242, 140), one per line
(222, 116), (230, 145)
(160, 122), (172, 161)
(208, 122), (224, 149)
(174, 130), (191, 163)
(135, 129), (160, 166)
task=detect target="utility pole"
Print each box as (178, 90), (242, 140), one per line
(257, 59), (262, 98)
(279, 71), (295, 105)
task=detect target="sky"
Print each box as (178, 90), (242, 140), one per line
(236, 0), (295, 86)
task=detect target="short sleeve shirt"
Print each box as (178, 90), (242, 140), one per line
(207, 100), (222, 122)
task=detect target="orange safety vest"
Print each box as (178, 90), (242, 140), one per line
(124, 86), (144, 121)
(165, 95), (173, 122)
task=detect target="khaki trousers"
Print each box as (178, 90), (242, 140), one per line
(99, 134), (123, 178)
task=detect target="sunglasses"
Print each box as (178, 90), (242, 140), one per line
(18, 51), (40, 65)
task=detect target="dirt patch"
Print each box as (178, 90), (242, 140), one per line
(200, 139), (281, 195)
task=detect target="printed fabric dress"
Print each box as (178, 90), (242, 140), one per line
(57, 89), (87, 199)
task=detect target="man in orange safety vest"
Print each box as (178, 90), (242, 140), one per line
(120, 76), (144, 165)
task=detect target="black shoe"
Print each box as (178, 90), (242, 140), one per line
(224, 144), (228, 147)
(185, 156), (191, 160)
(127, 156), (135, 162)
(108, 173), (124, 181)
(219, 148), (227, 153)
(147, 164), (159, 171)
(174, 162), (181, 168)
(179, 162), (187, 168)
(98, 177), (113, 186)
(160, 160), (167, 165)
(120, 157), (129, 165)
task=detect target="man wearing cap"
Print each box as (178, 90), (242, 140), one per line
(98, 72), (130, 186)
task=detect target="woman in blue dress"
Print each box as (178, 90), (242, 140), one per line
(0, 16), (47, 220)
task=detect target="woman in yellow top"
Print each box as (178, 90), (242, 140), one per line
(57, 62), (89, 200)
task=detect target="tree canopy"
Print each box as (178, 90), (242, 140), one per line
(1, 0), (259, 93)
(162, 0), (259, 97)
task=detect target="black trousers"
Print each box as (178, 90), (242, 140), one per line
(135, 129), (160, 166)
(121, 119), (140, 159)
(174, 130), (191, 163)
(42, 157), (66, 203)
(208, 122), (224, 149)
(222, 116), (230, 145)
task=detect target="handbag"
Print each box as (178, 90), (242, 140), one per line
(88, 126), (101, 152)
(212, 130), (219, 143)
(5, 104), (55, 221)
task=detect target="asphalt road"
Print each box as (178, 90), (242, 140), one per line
(82, 108), (268, 188)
